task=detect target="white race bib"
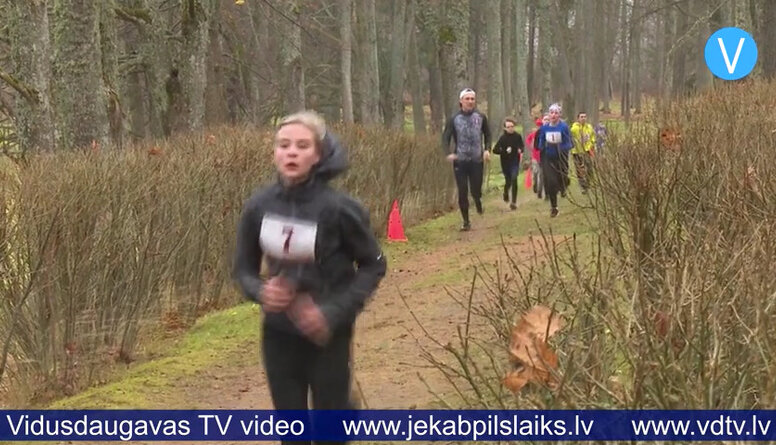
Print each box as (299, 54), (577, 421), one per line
(546, 131), (562, 144)
(259, 213), (318, 262)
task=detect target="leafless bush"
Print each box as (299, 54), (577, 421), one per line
(420, 79), (776, 412)
(0, 122), (453, 404)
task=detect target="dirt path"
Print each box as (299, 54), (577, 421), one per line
(178, 189), (548, 414)
(65, 185), (575, 445)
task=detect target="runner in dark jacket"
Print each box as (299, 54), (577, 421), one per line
(441, 88), (492, 231)
(492, 117), (524, 210)
(232, 110), (387, 435)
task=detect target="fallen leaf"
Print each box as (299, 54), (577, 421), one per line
(509, 332), (558, 375)
(503, 369), (530, 392)
(659, 127), (682, 152)
(516, 305), (564, 342)
(504, 305), (564, 393)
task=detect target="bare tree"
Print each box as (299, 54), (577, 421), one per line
(514, 0), (533, 133)
(355, 0), (380, 124)
(536, 0), (551, 110)
(501, 0), (513, 116)
(486, 0), (505, 135)
(280, 0), (305, 114)
(407, 0), (426, 134)
(439, 0), (470, 114)
(339, 0), (354, 123)
(761, 0), (776, 78)
(417, 0), (444, 130)
(6, 0), (55, 152)
(50, 0), (109, 149)
(385, 0), (408, 129)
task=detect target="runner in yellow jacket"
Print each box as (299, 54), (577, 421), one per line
(570, 111), (596, 193)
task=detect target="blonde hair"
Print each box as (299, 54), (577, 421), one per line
(277, 110), (327, 143)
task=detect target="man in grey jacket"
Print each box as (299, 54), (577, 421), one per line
(441, 88), (492, 231)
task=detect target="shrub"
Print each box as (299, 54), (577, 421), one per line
(428, 79), (776, 410)
(0, 122), (454, 403)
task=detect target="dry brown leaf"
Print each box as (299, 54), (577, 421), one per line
(515, 305), (564, 342)
(504, 361), (559, 394)
(509, 332), (558, 374)
(503, 369), (530, 392)
(659, 127), (682, 152)
(504, 305), (564, 393)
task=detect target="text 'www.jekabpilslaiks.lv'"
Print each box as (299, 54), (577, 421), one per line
(341, 414), (595, 441)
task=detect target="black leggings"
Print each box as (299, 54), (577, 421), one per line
(560, 150), (571, 189)
(453, 160), (484, 222)
(262, 323), (355, 445)
(502, 164), (519, 203)
(541, 156), (565, 209)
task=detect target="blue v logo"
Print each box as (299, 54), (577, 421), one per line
(704, 27), (758, 80)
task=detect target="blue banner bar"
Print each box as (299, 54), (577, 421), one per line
(2, 410), (776, 441)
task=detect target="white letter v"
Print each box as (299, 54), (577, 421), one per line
(718, 37), (745, 74)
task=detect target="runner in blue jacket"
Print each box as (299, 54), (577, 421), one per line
(536, 103), (573, 217)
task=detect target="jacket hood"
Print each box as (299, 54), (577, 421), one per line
(312, 131), (349, 182)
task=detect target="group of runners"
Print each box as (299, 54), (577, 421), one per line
(442, 88), (605, 226)
(231, 90), (608, 445)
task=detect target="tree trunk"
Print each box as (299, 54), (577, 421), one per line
(440, 0), (470, 112)
(178, 0), (216, 131)
(386, 0), (408, 129)
(280, 0), (305, 114)
(601, 0), (618, 113)
(241, 0), (263, 123)
(631, 0), (643, 113)
(591, 0), (606, 122)
(619, 0), (630, 120)
(671, 2), (689, 97)
(514, 0), (532, 133)
(407, 1), (426, 134)
(527, 1), (536, 105)
(761, 0), (776, 78)
(501, 0), (513, 116)
(656, 0), (668, 106)
(425, 27), (445, 130)
(205, 3), (229, 127)
(693, 0), (713, 92)
(355, 0), (380, 124)
(486, 0), (505, 136)
(416, 0), (444, 129)
(537, 0), (551, 110)
(8, 0), (55, 152)
(552, 0), (574, 118)
(139, 0), (171, 138)
(99, 0), (123, 149)
(468, 0), (481, 93)
(661, 0), (675, 101)
(339, 0), (354, 123)
(51, 0), (109, 150)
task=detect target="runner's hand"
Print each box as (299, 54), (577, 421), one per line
(288, 293), (331, 346)
(261, 276), (295, 312)
(483, 151), (491, 162)
(446, 153), (458, 162)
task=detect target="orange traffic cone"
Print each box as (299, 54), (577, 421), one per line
(387, 200), (407, 242)
(524, 170), (532, 189)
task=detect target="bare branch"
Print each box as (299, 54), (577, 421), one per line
(114, 5), (153, 26)
(0, 68), (37, 103)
